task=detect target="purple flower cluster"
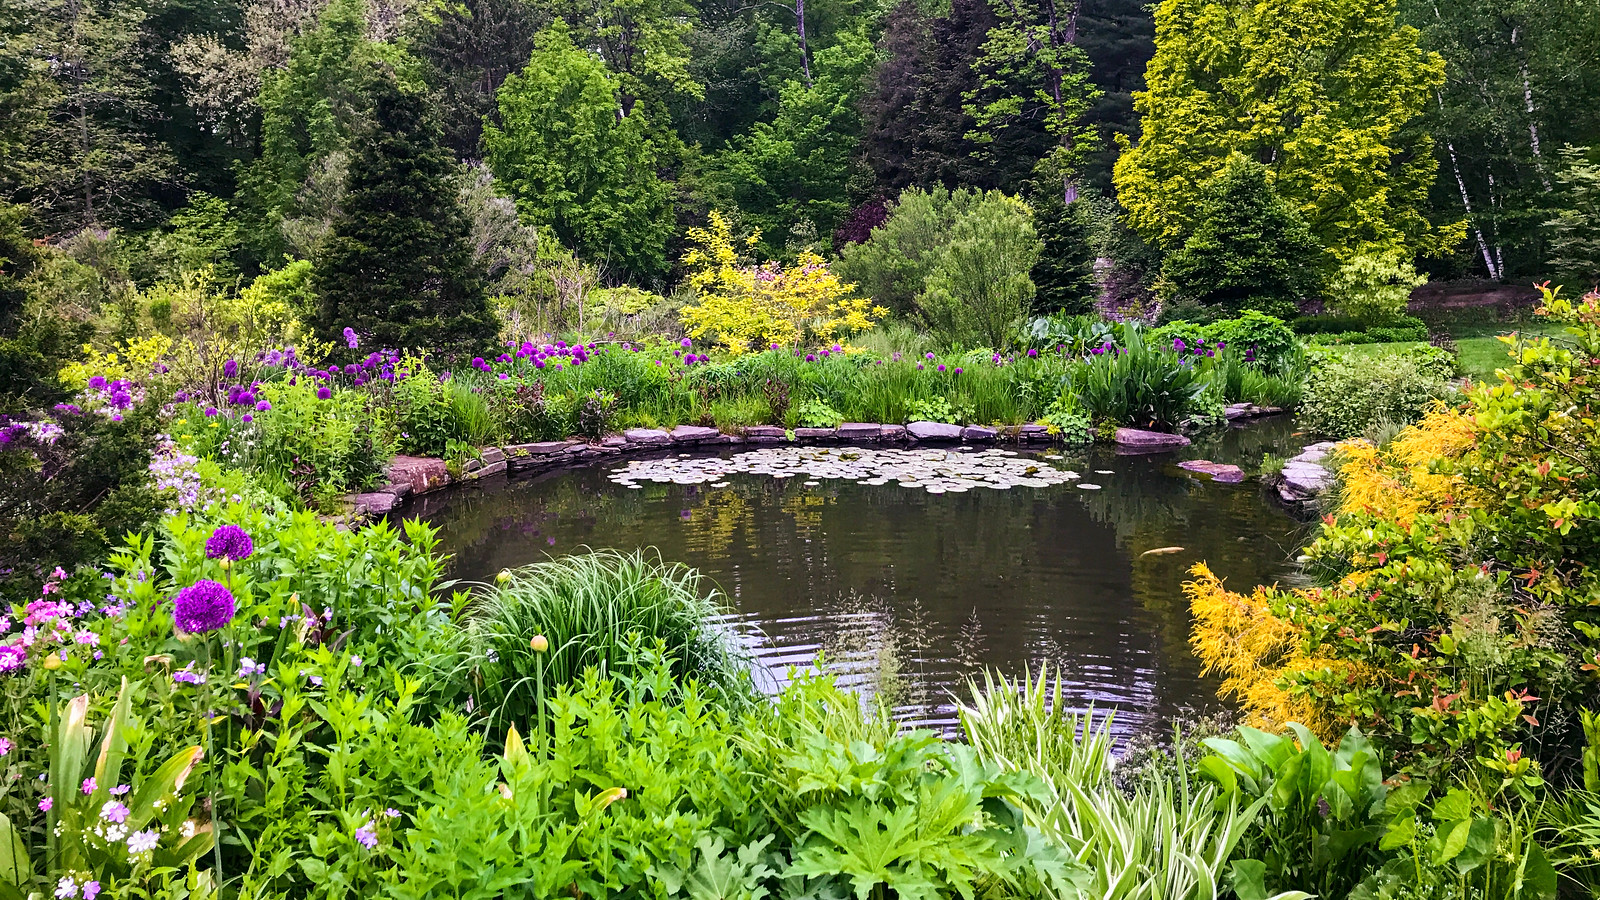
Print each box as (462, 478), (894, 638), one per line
(83, 376), (141, 419)
(173, 579), (236, 633)
(204, 525), (253, 562)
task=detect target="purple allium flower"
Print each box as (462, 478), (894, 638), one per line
(1027, 348), (1038, 358)
(953, 367), (963, 375)
(343, 327), (359, 349)
(805, 354), (816, 362)
(255, 399), (271, 412)
(317, 386), (332, 400)
(0, 645), (23, 673)
(936, 364), (946, 372)
(87, 375), (107, 389)
(354, 824), (378, 848)
(223, 359), (239, 379)
(204, 406), (218, 417)
(206, 525), (253, 561)
(173, 580), (236, 633)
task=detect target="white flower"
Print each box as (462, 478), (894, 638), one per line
(55, 876), (78, 899)
(127, 829), (159, 854)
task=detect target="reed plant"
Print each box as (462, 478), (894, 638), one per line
(960, 667), (1289, 900)
(463, 550), (753, 737)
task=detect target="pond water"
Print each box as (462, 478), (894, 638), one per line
(411, 417), (1315, 735)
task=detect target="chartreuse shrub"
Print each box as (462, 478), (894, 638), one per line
(678, 212), (884, 354)
(1188, 286), (1600, 793)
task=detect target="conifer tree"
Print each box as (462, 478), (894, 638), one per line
(312, 71), (496, 357)
(1160, 154), (1323, 319)
(1029, 188), (1099, 315)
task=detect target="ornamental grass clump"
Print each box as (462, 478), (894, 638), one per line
(464, 549), (752, 735)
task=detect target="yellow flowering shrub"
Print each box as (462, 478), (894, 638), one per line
(1186, 563), (1351, 739)
(58, 335), (174, 389)
(679, 212), (885, 354)
(1335, 409), (1479, 525)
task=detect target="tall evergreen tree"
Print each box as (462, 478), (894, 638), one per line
(1029, 188), (1099, 314)
(1, 0), (178, 232)
(1160, 155), (1324, 319)
(312, 71), (496, 356)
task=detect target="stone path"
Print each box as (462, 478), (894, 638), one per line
(1277, 441), (1339, 502)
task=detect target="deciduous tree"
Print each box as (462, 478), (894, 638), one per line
(1114, 0), (1458, 263)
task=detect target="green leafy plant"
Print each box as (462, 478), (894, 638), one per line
(1199, 724), (1387, 899)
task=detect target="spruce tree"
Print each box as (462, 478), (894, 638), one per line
(312, 71), (497, 357)
(1160, 154), (1323, 319)
(1029, 189), (1100, 315)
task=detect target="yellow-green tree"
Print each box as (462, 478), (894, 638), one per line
(679, 212), (884, 354)
(1113, 0), (1461, 262)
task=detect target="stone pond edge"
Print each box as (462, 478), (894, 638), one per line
(344, 404), (1307, 521)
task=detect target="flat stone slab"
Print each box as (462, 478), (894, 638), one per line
(744, 425), (789, 443)
(479, 446), (506, 465)
(463, 459), (507, 480)
(881, 424), (907, 442)
(670, 425), (721, 444)
(623, 428), (672, 446)
(907, 421), (963, 441)
(387, 455), (451, 494)
(349, 492), (400, 516)
(376, 482), (412, 498)
(1276, 442), (1343, 501)
(961, 425), (999, 442)
(601, 435), (628, 448)
(1179, 460), (1246, 483)
(837, 423), (882, 441)
(506, 440), (582, 457)
(793, 427), (837, 441)
(1114, 428), (1191, 451)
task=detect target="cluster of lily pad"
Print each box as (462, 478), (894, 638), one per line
(608, 447), (1097, 494)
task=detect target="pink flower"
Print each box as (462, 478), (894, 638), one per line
(38, 798), (52, 812)
(81, 777), (96, 795)
(0, 737), (11, 756)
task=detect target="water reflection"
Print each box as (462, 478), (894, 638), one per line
(410, 418), (1315, 734)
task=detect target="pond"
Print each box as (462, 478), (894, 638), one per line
(411, 417), (1315, 735)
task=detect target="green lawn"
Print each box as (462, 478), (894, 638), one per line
(1315, 320), (1567, 381)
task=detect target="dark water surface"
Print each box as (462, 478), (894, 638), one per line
(411, 418), (1314, 733)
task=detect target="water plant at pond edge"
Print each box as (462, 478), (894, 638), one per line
(463, 550), (755, 735)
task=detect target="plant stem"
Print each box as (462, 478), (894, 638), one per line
(200, 638), (223, 887)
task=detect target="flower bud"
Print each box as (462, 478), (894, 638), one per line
(496, 569), (512, 584)
(530, 635), (548, 653)
(42, 654), (63, 671)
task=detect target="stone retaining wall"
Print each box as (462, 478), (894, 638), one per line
(350, 419), (1254, 516)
